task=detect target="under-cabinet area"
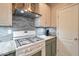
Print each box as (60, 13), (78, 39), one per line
(0, 3), (79, 56)
(45, 37), (56, 56)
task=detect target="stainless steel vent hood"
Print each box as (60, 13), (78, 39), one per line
(14, 9), (41, 19)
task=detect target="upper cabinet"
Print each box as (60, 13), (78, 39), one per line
(37, 4), (51, 27)
(50, 6), (56, 27)
(45, 4), (51, 27)
(0, 3), (12, 26)
(37, 3), (57, 27)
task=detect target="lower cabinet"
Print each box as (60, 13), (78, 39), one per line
(52, 38), (56, 56)
(45, 37), (56, 56)
(32, 51), (41, 56)
(46, 39), (52, 56)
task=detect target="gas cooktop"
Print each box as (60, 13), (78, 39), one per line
(15, 36), (43, 48)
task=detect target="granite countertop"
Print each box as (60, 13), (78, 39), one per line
(0, 50), (16, 56)
(0, 40), (16, 56)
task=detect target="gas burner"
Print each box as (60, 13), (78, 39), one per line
(15, 36), (43, 48)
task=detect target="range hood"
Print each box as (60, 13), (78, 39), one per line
(14, 9), (41, 19)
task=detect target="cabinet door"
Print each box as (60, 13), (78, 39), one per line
(50, 8), (56, 27)
(0, 3), (12, 26)
(45, 5), (51, 27)
(38, 4), (46, 27)
(46, 39), (52, 56)
(52, 38), (56, 56)
(38, 4), (50, 27)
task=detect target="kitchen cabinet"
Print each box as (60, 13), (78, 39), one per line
(0, 3), (12, 26)
(52, 37), (56, 56)
(45, 37), (56, 56)
(50, 7), (56, 27)
(45, 39), (52, 56)
(37, 4), (51, 27)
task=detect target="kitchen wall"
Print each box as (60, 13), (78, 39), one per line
(0, 27), (12, 42)
(12, 15), (35, 31)
(35, 27), (45, 36)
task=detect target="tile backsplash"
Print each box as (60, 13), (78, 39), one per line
(35, 27), (56, 36)
(0, 27), (12, 42)
(12, 15), (35, 31)
(46, 27), (56, 36)
(35, 28), (45, 36)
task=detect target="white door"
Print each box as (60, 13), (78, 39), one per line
(57, 4), (79, 56)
